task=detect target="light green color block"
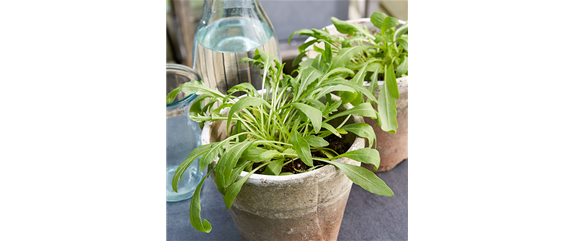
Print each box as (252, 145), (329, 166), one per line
(409, 20), (574, 76)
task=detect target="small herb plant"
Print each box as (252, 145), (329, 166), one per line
(289, 12), (408, 133)
(168, 50), (394, 233)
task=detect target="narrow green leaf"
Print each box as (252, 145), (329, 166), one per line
(288, 29), (314, 45)
(396, 38), (408, 52)
(289, 130), (313, 166)
(323, 160), (394, 196)
(305, 98), (326, 111)
(318, 80), (377, 102)
(171, 143), (214, 192)
(228, 82), (257, 95)
(227, 97), (270, 132)
(323, 99), (342, 116)
(189, 168), (216, 233)
(321, 122), (341, 138)
(318, 67), (354, 84)
(313, 85), (356, 100)
(180, 80), (225, 99)
(241, 148), (280, 162)
(385, 64), (400, 99)
(334, 148), (380, 170)
(227, 160), (252, 188)
(394, 22), (408, 41)
(218, 140), (256, 187)
(223, 165), (262, 210)
(377, 81), (398, 133)
(303, 135), (329, 147)
(324, 43), (332, 67)
(292, 103), (323, 134)
(298, 39), (318, 53)
(396, 57), (408, 77)
(167, 86), (180, 104)
(350, 62), (370, 85)
(330, 46), (370, 70)
(341, 123), (376, 148)
(298, 66), (324, 93)
(328, 103), (377, 120)
(262, 158), (284, 176)
(199, 142), (224, 172)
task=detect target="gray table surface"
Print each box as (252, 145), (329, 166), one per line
(167, 159), (408, 241)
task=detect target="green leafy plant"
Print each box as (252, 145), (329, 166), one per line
(289, 12), (408, 133)
(168, 49), (393, 233)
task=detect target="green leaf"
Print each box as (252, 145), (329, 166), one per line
(324, 43), (332, 67)
(167, 86), (180, 104)
(223, 165), (261, 210)
(328, 103), (377, 120)
(394, 22), (408, 41)
(331, 16), (360, 35)
(318, 80), (377, 102)
(340, 91), (358, 104)
(171, 143), (214, 192)
(396, 57), (408, 77)
(330, 46), (370, 70)
(313, 85), (356, 100)
(323, 99), (342, 116)
(380, 17), (399, 35)
(321, 122), (341, 138)
(370, 12), (389, 29)
(288, 29), (314, 45)
(262, 158), (284, 176)
(188, 168), (216, 233)
(227, 97), (271, 132)
(292, 51), (307, 68)
(396, 38), (408, 52)
(323, 160), (393, 196)
(350, 62), (370, 85)
(334, 148), (380, 170)
(227, 160), (252, 188)
(303, 135), (329, 147)
(241, 148), (280, 162)
(289, 130), (313, 166)
(318, 67), (354, 85)
(341, 123), (376, 148)
(228, 82), (256, 95)
(305, 98), (326, 111)
(292, 103), (323, 134)
(298, 39), (318, 53)
(377, 81), (398, 133)
(217, 140), (256, 187)
(298, 66), (324, 93)
(199, 142), (224, 172)
(180, 80), (225, 99)
(385, 64), (400, 99)
(369, 65), (381, 94)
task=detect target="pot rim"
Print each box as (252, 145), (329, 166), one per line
(201, 102), (365, 183)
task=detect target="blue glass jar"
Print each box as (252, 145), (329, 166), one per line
(166, 64), (203, 202)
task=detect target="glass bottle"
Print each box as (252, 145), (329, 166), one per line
(193, 0), (281, 94)
(166, 64), (203, 202)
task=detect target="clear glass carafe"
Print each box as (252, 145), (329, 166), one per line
(193, 0), (281, 93)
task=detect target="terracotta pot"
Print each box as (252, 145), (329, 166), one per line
(306, 18), (408, 172)
(201, 104), (366, 241)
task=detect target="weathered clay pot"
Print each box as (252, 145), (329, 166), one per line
(306, 18), (408, 172)
(201, 105), (365, 241)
